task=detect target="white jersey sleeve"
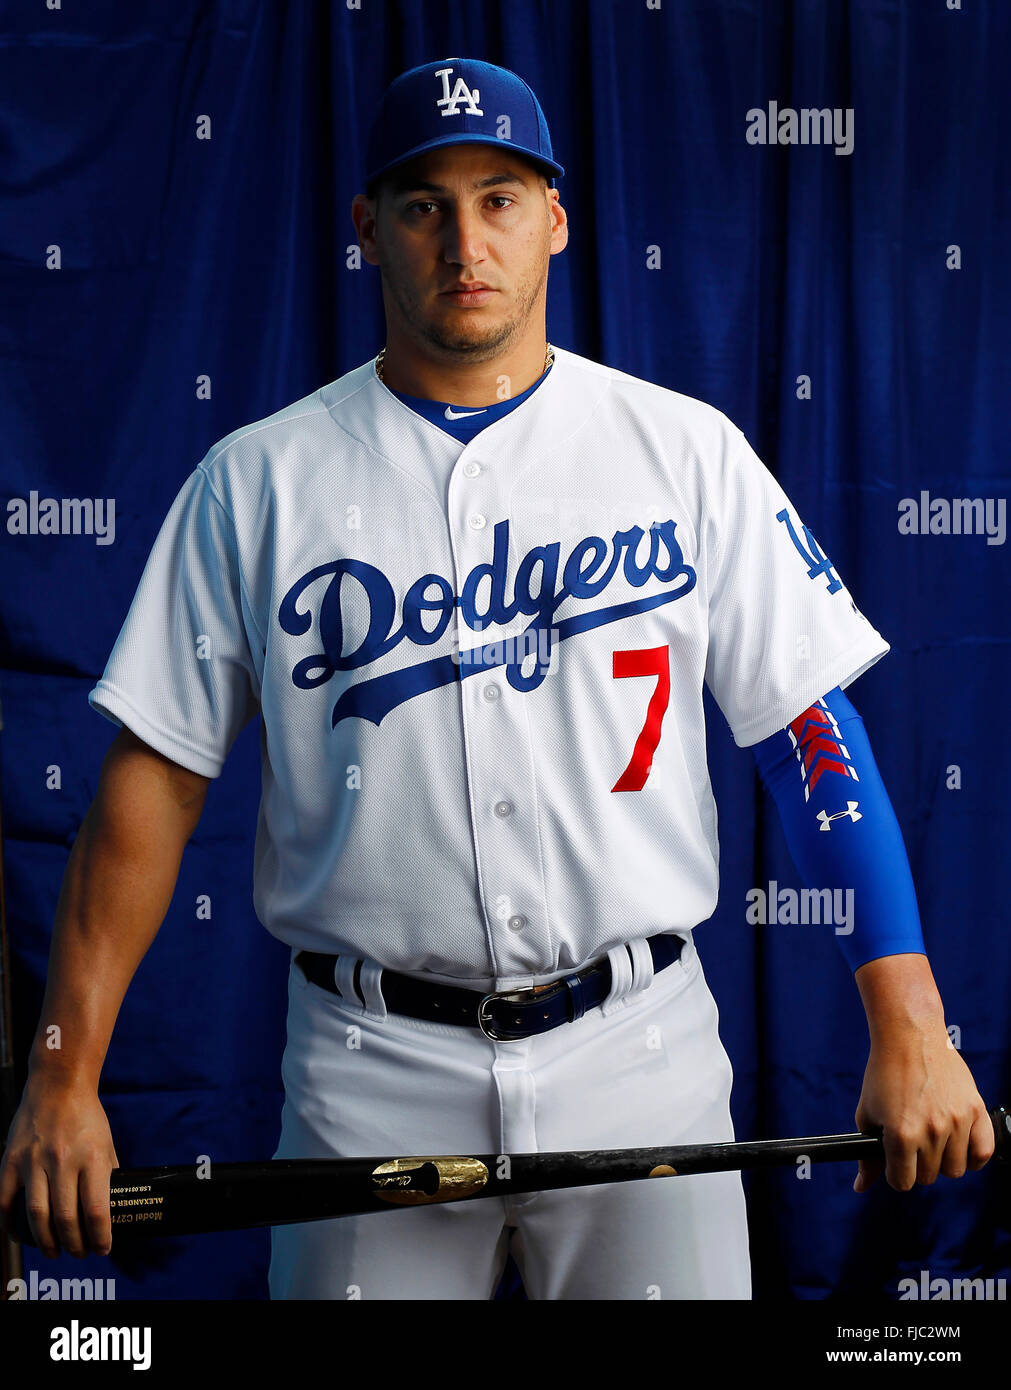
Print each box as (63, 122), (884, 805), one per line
(88, 463), (262, 777)
(702, 425), (889, 747)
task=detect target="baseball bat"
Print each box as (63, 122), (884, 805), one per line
(6, 1104), (1008, 1246)
(0, 689), (26, 1293)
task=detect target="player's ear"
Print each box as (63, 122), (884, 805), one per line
(352, 192), (381, 266)
(547, 190), (568, 255)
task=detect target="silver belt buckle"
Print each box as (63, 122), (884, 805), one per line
(476, 982), (566, 1041)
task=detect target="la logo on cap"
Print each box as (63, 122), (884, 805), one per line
(435, 64), (483, 117)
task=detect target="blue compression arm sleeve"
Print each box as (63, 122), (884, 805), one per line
(750, 685), (926, 972)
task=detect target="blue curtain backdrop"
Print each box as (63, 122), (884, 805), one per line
(1, 0), (1008, 1300)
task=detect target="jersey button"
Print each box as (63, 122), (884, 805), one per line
(482, 683), (500, 702)
(468, 514), (487, 530)
(507, 914), (528, 933)
(494, 800), (514, 818)
(463, 461), (481, 478)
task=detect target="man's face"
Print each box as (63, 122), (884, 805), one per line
(354, 145), (567, 364)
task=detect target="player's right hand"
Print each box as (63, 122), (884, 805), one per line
(0, 1076), (119, 1259)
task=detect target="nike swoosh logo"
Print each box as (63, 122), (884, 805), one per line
(445, 406), (488, 420)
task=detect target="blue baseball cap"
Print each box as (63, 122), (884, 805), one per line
(363, 57), (564, 193)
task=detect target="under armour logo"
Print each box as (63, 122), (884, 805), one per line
(816, 801), (861, 830)
(435, 66), (483, 117)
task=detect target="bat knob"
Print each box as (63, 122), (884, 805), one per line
(990, 1105), (1011, 1163)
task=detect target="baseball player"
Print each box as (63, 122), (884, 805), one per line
(0, 58), (993, 1300)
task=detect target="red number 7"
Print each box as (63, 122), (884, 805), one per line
(611, 646), (671, 792)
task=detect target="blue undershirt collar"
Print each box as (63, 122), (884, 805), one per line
(384, 363), (553, 444)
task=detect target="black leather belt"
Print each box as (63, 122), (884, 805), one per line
(294, 933), (683, 1042)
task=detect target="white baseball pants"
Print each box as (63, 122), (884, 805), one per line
(268, 931), (752, 1300)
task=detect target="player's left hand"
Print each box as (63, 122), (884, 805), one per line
(852, 1022), (995, 1193)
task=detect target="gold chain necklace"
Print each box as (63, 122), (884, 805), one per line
(375, 342), (554, 384)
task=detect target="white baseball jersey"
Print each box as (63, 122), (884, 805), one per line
(88, 347), (888, 989)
